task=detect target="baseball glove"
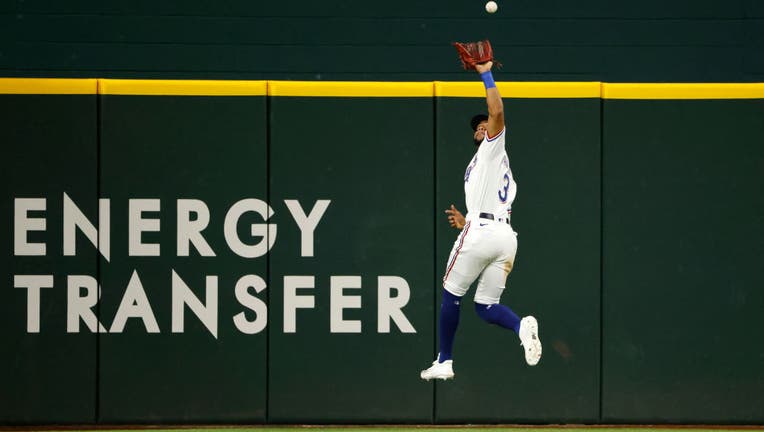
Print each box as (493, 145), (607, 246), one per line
(452, 40), (501, 71)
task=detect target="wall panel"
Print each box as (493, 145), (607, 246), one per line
(602, 96), (764, 423)
(434, 82), (601, 423)
(267, 84), (434, 423)
(0, 80), (98, 424)
(97, 81), (268, 422)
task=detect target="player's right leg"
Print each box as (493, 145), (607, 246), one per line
(518, 315), (542, 366)
(421, 221), (486, 381)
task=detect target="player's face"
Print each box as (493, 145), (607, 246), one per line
(473, 121), (488, 146)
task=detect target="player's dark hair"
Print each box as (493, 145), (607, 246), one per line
(470, 114), (488, 131)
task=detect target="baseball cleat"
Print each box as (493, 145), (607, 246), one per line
(519, 316), (542, 366)
(420, 359), (454, 381)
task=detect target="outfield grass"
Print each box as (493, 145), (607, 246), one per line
(20, 428), (757, 432)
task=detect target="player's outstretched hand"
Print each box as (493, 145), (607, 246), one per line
(475, 61), (493, 74)
(445, 204), (466, 230)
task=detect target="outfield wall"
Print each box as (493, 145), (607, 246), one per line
(3, 0), (763, 82)
(1, 79), (763, 425)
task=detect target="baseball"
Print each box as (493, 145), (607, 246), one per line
(485, 1), (498, 13)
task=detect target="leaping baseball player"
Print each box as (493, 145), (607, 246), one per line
(420, 42), (542, 381)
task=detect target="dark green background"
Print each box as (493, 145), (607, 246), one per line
(435, 98), (601, 423)
(267, 97), (434, 423)
(2, 90), (764, 425)
(98, 95), (268, 422)
(0, 94), (97, 423)
(602, 99), (764, 423)
(3, 0), (763, 423)
(2, 0), (763, 82)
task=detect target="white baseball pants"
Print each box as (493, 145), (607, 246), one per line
(442, 218), (517, 305)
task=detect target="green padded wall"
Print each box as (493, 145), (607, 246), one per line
(267, 90), (434, 423)
(602, 98), (764, 423)
(434, 88), (601, 423)
(5, 0), (763, 81)
(0, 91), (98, 423)
(3, 79), (764, 425)
(97, 90), (268, 422)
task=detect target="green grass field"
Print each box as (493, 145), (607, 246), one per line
(16, 428), (759, 432)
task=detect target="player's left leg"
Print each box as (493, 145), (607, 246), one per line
(473, 261), (521, 333)
(472, 225), (517, 325)
(473, 229), (542, 365)
(474, 263), (541, 366)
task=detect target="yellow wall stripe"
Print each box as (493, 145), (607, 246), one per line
(268, 81), (433, 97)
(1, 79), (763, 99)
(99, 79), (268, 96)
(0, 78), (97, 94)
(603, 83), (764, 100)
(436, 81), (602, 98)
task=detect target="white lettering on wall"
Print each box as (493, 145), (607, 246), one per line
(110, 271), (160, 333)
(223, 199), (276, 258)
(233, 275), (268, 334)
(128, 199), (161, 256)
(283, 275), (315, 333)
(177, 199), (215, 257)
(14, 198), (46, 256)
(171, 270), (218, 338)
(14, 275), (53, 332)
(67, 275), (106, 333)
(284, 199), (331, 257)
(63, 192), (111, 261)
(377, 276), (416, 333)
(330, 275), (362, 333)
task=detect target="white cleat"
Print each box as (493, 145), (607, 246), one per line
(420, 359), (454, 381)
(519, 316), (542, 366)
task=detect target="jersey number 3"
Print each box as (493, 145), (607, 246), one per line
(498, 173), (510, 203)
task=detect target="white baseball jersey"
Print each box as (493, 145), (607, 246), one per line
(443, 126), (518, 304)
(463, 126), (516, 221)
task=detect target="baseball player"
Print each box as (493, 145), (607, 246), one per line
(420, 59), (542, 381)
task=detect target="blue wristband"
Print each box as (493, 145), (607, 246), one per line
(480, 71), (496, 89)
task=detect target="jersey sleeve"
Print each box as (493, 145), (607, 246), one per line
(479, 126), (507, 159)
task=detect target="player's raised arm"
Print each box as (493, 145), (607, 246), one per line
(452, 41), (504, 137)
(475, 61), (504, 138)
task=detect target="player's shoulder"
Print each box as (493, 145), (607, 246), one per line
(479, 126), (506, 153)
(485, 126), (506, 143)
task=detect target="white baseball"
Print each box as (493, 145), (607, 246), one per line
(485, 1), (498, 13)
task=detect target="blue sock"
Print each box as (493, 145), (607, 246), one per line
(475, 303), (521, 333)
(438, 289), (462, 362)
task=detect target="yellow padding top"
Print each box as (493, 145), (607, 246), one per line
(268, 81), (434, 97)
(0, 78), (98, 94)
(2, 79), (763, 99)
(99, 79), (268, 96)
(436, 81), (602, 98)
(603, 83), (764, 100)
